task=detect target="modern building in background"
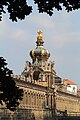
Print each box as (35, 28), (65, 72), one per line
(64, 79), (77, 94)
(0, 31), (80, 120)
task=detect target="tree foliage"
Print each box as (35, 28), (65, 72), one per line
(0, 0), (80, 21)
(0, 57), (23, 111)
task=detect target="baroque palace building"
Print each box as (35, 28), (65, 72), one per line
(0, 31), (80, 120)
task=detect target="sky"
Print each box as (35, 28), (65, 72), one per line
(0, 1), (80, 87)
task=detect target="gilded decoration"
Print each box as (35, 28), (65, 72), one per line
(37, 30), (43, 40)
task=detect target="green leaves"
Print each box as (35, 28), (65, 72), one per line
(7, 0), (32, 21)
(0, 0), (32, 21)
(0, 57), (23, 111)
(34, 0), (80, 15)
(0, 0), (80, 21)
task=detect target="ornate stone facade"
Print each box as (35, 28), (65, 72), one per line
(15, 31), (80, 119)
(0, 31), (80, 120)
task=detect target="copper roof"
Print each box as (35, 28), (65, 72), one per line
(64, 79), (77, 85)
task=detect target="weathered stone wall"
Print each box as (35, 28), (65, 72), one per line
(1, 78), (79, 120)
(56, 90), (80, 114)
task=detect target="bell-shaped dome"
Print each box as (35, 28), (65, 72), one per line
(30, 31), (50, 63)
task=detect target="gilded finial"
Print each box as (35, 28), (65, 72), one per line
(37, 30), (43, 40)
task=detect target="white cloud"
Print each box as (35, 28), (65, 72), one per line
(0, 19), (30, 42)
(27, 14), (54, 29)
(43, 11), (80, 50)
(11, 29), (29, 41)
(0, 20), (8, 38)
(0, 10), (80, 87)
